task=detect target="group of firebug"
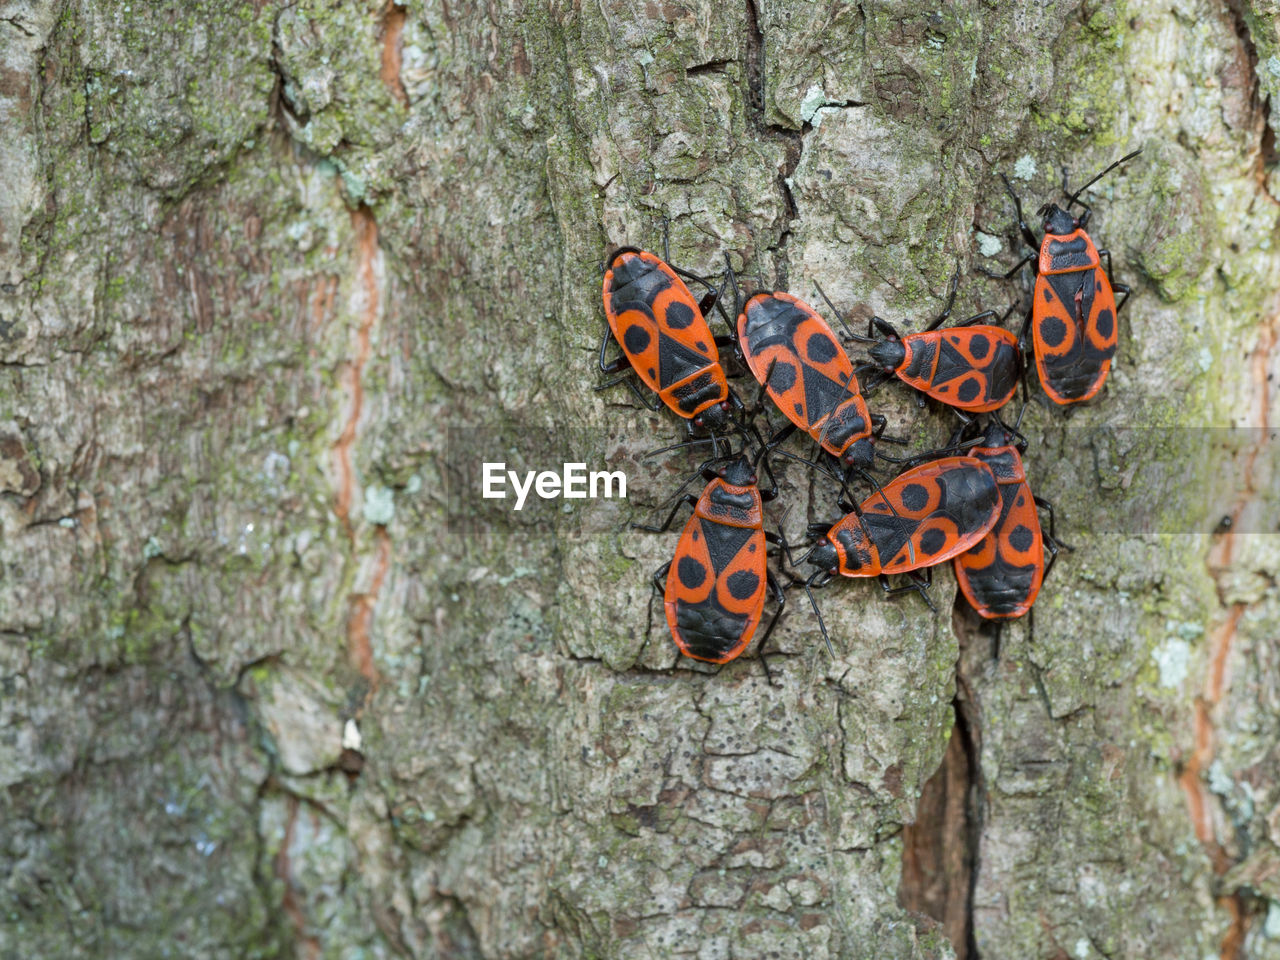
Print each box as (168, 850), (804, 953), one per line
(596, 150), (1140, 674)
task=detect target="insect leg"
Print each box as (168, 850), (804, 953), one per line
(627, 378), (662, 409)
(646, 560), (672, 648)
(751, 358), (778, 416)
(860, 370), (895, 395)
(869, 414), (908, 445)
(956, 309), (998, 327)
(1033, 495), (1073, 550)
(1112, 283), (1131, 314)
(765, 525), (801, 571)
(1097, 247), (1131, 313)
(1001, 174), (1041, 253)
(922, 264), (961, 331)
(981, 252), (1035, 281)
(599, 323), (626, 373)
(877, 567), (936, 612)
(803, 571), (837, 659)
(632, 494), (700, 533)
(1041, 531), (1062, 584)
(764, 420), (799, 452)
(753, 571), (788, 687)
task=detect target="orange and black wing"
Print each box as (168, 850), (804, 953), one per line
(900, 326), (1020, 412)
(859, 457), (1001, 573)
(1032, 266), (1117, 404)
(738, 292), (867, 449)
(603, 249), (725, 412)
(954, 477), (1045, 619)
(664, 514), (767, 664)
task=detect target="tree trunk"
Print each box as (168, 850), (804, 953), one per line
(2, 0), (1279, 957)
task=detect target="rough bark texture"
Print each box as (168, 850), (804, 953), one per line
(2, 0), (1280, 957)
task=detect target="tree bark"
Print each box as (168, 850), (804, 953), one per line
(2, 0), (1279, 957)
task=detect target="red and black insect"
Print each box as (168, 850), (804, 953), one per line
(736, 290), (888, 470)
(953, 415), (1067, 620)
(800, 456), (1001, 644)
(992, 150), (1140, 404)
(852, 275), (1021, 413)
(600, 247), (738, 436)
(634, 449), (788, 668)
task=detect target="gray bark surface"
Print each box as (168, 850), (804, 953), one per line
(1, 0), (1279, 957)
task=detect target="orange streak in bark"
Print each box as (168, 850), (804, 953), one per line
(348, 527), (391, 684)
(334, 209), (379, 534)
(332, 207), (388, 685)
(311, 275), (337, 337)
(380, 3), (409, 107)
(1179, 315), (1276, 959)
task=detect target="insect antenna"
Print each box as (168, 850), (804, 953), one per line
(874, 434), (982, 465)
(1066, 148), (1142, 210)
(642, 435), (725, 460)
(771, 447), (844, 485)
(802, 570), (837, 659)
(813, 280), (876, 343)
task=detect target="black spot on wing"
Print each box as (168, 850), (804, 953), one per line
(806, 332), (839, 363)
(768, 361), (797, 392)
(664, 301), (696, 329)
(1095, 308), (1114, 340)
(1040, 315), (1067, 348)
(678, 556), (707, 589)
(900, 483), (930, 511)
(957, 378), (982, 403)
(725, 570), (760, 601)
(968, 334), (990, 360)
(919, 528), (947, 556)
(624, 324), (650, 353)
(1008, 524), (1035, 552)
